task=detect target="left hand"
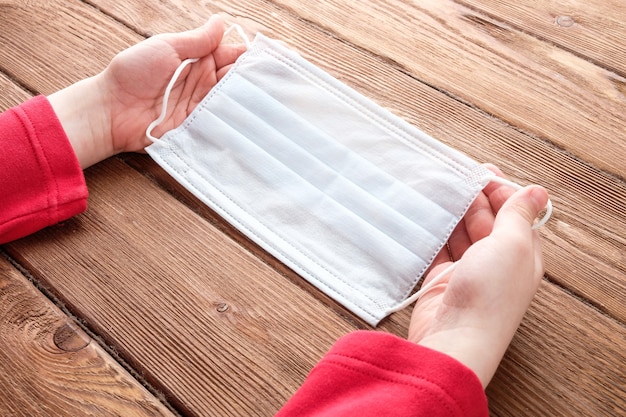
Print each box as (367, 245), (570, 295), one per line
(50, 15), (246, 168)
(102, 14), (246, 153)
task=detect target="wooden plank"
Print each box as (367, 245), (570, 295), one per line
(0, 2), (374, 414)
(2, 3), (624, 340)
(2, 0), (625, 415)
(121, 155), (410, 336)
(228, 0), (626, 321)
(258, 0), (625, 178)
(74, 0), (218, 36)
(0, 0), (141, 94)
(92, 0), (625, 325)
(488, 282), (626, 416)
(458, 0), (626, 76)
(0, 71), (31, 111)
(7, 158), (357, 417)
(7, 0), (620, 370)
(7, 158), (626, 417)
(0, 255), (175, 417)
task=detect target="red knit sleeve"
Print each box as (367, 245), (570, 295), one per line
(277, 331), (488, 417)
(0, 96), (88, 244)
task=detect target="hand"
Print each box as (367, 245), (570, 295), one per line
(49, 15), (246, 168)
(408, 167), (549, 388)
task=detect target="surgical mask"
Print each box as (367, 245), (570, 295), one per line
(145, 28), (551, 326)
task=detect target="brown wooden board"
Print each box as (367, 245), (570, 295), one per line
(458, 0), (626, 77)
(87, 0), (626, 324)
(1, 0), (625, 416)
(260, 0), (626, 178)
(488, 282), (626, 416)
(0, 72), (31, 110)
(8, 159), (357, 416)
(0, 0), (141, 94)
(6, 158), (626, 416)
(0, 255), (174, 416)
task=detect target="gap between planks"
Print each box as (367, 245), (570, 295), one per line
(0, 248), (184, 417)
(76, 0), (626, 321)
(0, 253), (177, 417)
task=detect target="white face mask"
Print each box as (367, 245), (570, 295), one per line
(145, 29), (551, 326)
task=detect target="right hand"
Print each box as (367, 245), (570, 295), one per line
(408, 176), (549, 388)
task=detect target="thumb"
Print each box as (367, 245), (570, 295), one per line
(493, 185), (549, 232)
(163, 15), (226, 60)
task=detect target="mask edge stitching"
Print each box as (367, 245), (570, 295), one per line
(261, 45), (475, 179)
(154, 145), (387, 323)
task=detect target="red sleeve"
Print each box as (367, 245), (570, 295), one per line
(0, 96), (88, 244)
(277, 331), (488, 417)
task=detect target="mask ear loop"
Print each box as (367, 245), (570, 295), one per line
(145, 57), (198, 142)
(487, 175), (553, 229)
(388, 175), (553, 314)
(145, 24), (251, 142)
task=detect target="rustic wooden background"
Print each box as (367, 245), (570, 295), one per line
(1, 0), (625, 416)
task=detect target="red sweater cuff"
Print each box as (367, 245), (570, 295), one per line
(0, 96), (88, 243)
(277, 330), (488, 417)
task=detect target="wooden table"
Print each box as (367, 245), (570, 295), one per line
(1, 1), (625, 415)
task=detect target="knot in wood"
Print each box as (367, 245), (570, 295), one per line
(216, 303), (229, 313)
(556, 15), (575, 28)
(53, 322), (90, 352)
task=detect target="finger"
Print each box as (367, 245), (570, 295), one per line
(420, 261), (454, 291)
(432, 244), (452, 266)
(482, 167), (516, 214)
(463, 190), (496, 244)
(493, 185), (549, 235)
(447, 218), (471, 261)
(164, 15), (226, 60)
(214, 43), (248, 69)
(184, 65), (214, 111)
(216, 63), (235, 81)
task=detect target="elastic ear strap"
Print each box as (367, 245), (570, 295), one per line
(390, 174), (553, 313)
(146, 57), (199, 142)
(388, 262), (458, 313)
(224, 23), (251, 48)
(145, 24), (251, 142)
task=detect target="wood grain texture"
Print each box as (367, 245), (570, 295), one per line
(488, 282), (626, 416)
(8, 158), (357, 417)
(264, 0), (620, 324)
(263, 0), (626, 178)
(0, 72), (31, 111)
(121, 154), (412, 337)
(114, 0), (626, 320)
(1, 0), (625, 416)
(0, 0), (141, 94)
(0, 256), (174, 417)
(7, 158), (625, 417)
(87, 0), (625, 323)
(82, 0), (219, 36)
(458, 0), (626, 76)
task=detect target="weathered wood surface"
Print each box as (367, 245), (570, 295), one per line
(1, 45), (175, 417)
(0, 72), (30, 109)
(0, 255), (175, 417)
(91, 0), (626, 323)
(9, 159), (361, 416)
(459, 0), (626, 76)
(260, 0), (626, 178)
(1, 0), (625, 416)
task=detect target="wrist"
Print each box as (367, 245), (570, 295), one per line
(414, 325), (509, 389)
(48, 74), (113, 169)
